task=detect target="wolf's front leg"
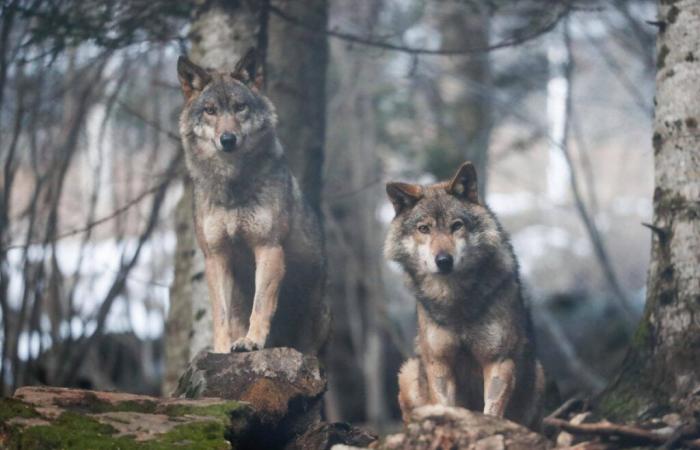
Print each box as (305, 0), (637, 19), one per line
(231, 245), (285, 352)
(204, 253), (234, 353)
(424, 357), (457, 406)
(482, 358), (516, 417)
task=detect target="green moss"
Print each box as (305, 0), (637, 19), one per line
(632, 319), (651, 349)
(157, 420), (231, 449)
(0, 398), (40, 422)
(597, 348), (669, 422)
(12, 412), (124, 450)
(3, 402), (243, 449)
(598, 380), (647, 421)
(658, 44), (670, 70)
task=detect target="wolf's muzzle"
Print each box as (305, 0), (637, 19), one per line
(435, 252), (454, 274)
(220, 133), (237, 152)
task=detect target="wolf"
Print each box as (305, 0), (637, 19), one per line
(176, 49), (329, 356)
(384, 162), (545, 428)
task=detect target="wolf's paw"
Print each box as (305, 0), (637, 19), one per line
(230, 337), (261, 353)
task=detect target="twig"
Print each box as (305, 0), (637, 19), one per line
(543, 418), (700, 449)
(559, 19), (637, 321)
(118, 100), (180, 142)
(2, 168), (184, 251)
(642, 222), (668, 240)
(546, 396), (584, 421)
(660, 422), (700, 450)
(269, 4), (569, 56)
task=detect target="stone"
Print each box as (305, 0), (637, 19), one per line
(287, 421), (377, 450)
(0, 349), (377, 450)
(0, 386), (251, 449)
(175, 347), (327, 448)
(374, 405), (552, 450)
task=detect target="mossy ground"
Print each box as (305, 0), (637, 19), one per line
(0, 396), (246, 449)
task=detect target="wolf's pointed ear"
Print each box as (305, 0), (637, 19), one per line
(177, 56), (211, 101)
(448, 162), (479, 204)
(386, 182), (422, 215)
(232, 48), (264, 90)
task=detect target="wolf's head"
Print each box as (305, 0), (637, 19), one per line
(384, 162), (514, 281)
(177, 49), (279, 181)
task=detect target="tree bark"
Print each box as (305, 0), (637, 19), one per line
(267, 0), (328, 213)
(429, 3), (491, 192)
(598, 0), (700, 419)
(322, 0), (388, 425)
(163, 0), (262, 395)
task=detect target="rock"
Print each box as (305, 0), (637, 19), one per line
(0, 386), (252, 449)
(175, 347), (328, 448)
(0, 350), (377, 449)
(287, 421), (377, 450)
(374, 405), (552, 450)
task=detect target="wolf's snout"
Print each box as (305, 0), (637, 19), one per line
(435, 252), (453, 274)
(220, 133), (237, 152)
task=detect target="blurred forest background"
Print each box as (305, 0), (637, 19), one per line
(0, 0), (660, 429)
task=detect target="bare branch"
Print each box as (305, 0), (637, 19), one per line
(57, 150), (182, 384)
(269, 3), (569, 56)
(544, 417), (700, 449)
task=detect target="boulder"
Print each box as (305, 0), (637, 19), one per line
(288, 421), (377, 450)
(0, 386), (252, 449)
(374, 405), (552, 450)
(175, 347), (327, 447)
(0, 349), (375, 449)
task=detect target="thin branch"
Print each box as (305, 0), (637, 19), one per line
(118, 100), (180, 142)
(57, 150), (181, 385)
(545, 396), (584, 421)
(537, 307), (606, 392)
(269, 3), (569, 56)
(1, 168), (183, 252)
(543, 418), (700, 449)
(560, 19), (637, 320)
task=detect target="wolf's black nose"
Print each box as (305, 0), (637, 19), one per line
(435, 252), (453, 274)
(220, 133), (237, 152)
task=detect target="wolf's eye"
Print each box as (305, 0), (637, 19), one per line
(204, 105), (217, 115)
(451, 221), (463, 233)
(234, 103), (248, 113)
(417, 225), (430, 234)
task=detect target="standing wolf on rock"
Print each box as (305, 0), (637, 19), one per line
(176, 49), (329, 356)
(385, 162), (545, 428)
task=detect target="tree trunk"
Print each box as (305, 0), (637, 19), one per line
(323, 0), (388, 425)
(428, 3), (491, 192)
(267, 0), (328, 213)
(598, 0), (700, 419)
(163, 0), (262, 395)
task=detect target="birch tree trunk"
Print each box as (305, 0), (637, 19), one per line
(599, 0), (700, 419)
(163, 0), (262, 395)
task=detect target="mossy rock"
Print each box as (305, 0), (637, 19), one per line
(0, 387), (254, 449)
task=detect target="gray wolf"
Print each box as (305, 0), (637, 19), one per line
(384, 161), (544, 428)
(176, 49), (329, 356)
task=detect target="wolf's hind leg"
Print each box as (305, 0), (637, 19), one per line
(398, 358), (429, 422)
